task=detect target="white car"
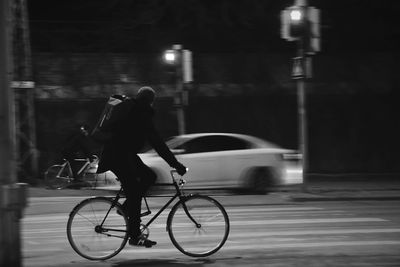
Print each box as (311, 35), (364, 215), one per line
(97, 133), (302, 193)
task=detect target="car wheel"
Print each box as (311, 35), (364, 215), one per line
(246, 167), (276, 194)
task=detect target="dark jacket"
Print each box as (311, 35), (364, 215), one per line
(97, 98), (179, 173)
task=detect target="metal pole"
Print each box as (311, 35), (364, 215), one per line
(176, 84), (186, 135)
(297, 39), (308, 191)
(0, 0), (23, 265)
(297, 77), (308, 190)
(13, 0), (38, 182)
(173, 45), (185, 135)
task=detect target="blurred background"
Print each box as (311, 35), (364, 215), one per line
(8, 0), (400, 183)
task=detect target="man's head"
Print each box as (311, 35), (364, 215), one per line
(136, 86), (155, 106)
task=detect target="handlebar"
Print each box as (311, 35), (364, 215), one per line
(170, 168), (189, 176)
(170, 168), (188, 187)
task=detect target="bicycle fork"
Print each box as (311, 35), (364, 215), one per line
(181, 198), (201, 228)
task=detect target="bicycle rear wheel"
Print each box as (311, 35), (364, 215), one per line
(67, 197), (128, 260)
(44, 165), (71, 189)
(167, 195), (230, 257)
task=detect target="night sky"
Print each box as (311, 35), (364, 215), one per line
(27, 0), (400, 54)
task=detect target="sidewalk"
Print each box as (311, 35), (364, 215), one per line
(27, 179), (400, 202)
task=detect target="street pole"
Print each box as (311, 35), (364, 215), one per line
(175, 46), (186, 135)
(0, 0), (20, 266)
(282, 0), (319, 191)
(296, 43), (308, 191)
(0, 0), (28, 265)
(176, 70), (186, 136)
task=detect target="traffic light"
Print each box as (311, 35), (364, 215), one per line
(163, 45), (192, 82)
(164, 49), (177, 63)
(281, 3), (320, 54)
(289, 6), (308, 39)
(281, 6), (307, 41)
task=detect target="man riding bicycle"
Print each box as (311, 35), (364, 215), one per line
(97, 86), (187, 248)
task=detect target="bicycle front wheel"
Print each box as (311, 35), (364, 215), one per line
(44, 165), (71, 189)
(167, 195), (230, 257)
(67, 197), (129, 260)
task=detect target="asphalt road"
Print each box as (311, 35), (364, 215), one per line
(22, 194), (400, 267)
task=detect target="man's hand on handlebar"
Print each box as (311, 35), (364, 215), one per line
(175, 162), (187, 176)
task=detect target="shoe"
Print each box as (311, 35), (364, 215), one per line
(129, 236), (157, 248)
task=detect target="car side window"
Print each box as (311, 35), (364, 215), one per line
(177, 136), (250, 154)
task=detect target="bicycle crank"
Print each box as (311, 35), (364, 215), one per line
(140, 224), (150, 239)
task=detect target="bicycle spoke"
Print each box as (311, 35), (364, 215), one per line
(167, 195), (230, 257)
(67, 197), (128, 260)
(89, 202), (100, 224)
(75, 212), (98, 226)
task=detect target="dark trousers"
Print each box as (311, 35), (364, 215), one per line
(111, 155), (156, 238)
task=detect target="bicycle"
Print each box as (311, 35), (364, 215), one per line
(44, 156), (98, 189)
(66, 170), (230, 260)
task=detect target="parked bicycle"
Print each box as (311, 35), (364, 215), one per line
(66, 170), (230, 260)
(44, 155), (98, 189)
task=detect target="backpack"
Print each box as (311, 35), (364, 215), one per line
(91, 94), (132, 143)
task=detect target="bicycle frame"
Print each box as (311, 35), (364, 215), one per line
(58, 159), (91, 178)
(52, 161), (71, 179)
(101, 170), (199, 234)
(74, 159), (91, 176)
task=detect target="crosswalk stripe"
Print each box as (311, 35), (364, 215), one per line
(226, 207), (324, 212)
(23, 215), (386, 228)
(22, 206), (325, 222)
(35, 216), (387, 226)
(116, 240), (400, 255)
(23, 228), (400, 239)
(25, 239), (400, 255)
(230, 217), (387, 225)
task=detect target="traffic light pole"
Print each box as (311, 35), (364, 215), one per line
(296, 40), (309, 191)
(175, 54), (186, 135)
(281, 0), (319, 191)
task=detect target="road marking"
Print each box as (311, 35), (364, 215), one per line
(24, 248), (65, 253)
(23, 206), (323, 220)
(224, 240), (400, 250)
(25, 240), (400, 256)
(22, 218), (392, 236)
(230, 217), (387, 225)
(226, 207), (324, 212)
(117, 240), (400, 255)
(229, 228), (400, 236)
